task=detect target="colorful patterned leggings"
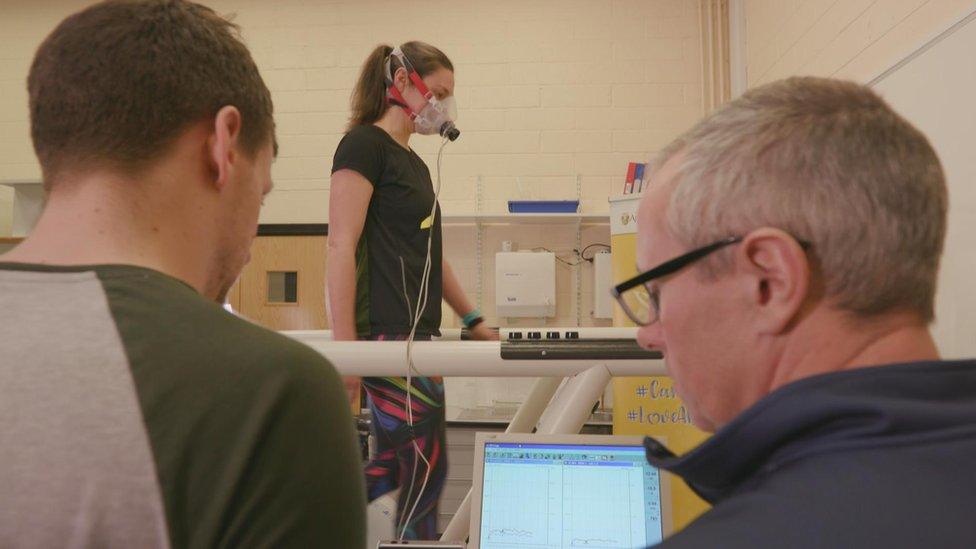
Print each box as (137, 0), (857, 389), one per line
(362, 333), (448, 540)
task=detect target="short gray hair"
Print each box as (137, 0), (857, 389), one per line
(656, 76), (947, 322)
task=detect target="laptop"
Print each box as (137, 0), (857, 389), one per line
(469, 433), (671, 549)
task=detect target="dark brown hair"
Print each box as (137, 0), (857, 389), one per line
(347, 41), (454, 130)
(28, 0), (275, 187)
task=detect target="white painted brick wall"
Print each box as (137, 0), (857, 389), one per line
(0, 1), (704, 226)
(0, 0), (709, 329)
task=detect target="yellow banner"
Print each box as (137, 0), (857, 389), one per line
(610, 231), (710, 531)
(613, 376), (709, 530)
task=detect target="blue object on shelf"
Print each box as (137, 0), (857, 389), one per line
(507, 200), (580, 213)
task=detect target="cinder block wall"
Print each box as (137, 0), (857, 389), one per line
(0, 0), (705, 329)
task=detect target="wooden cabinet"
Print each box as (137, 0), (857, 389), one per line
(232, 226), (329, 331)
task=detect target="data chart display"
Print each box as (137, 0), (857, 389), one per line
(479, 442), (664, 549)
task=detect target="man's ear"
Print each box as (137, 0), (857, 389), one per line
(737, 228), (811, 335)
(207, 106), (243, 190)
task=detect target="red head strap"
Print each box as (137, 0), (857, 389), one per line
(387, 47), (433, 118)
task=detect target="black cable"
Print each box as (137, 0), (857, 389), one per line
(579, 243), (611, 262)
(530, 244), (612, 266)
(532, 247), (581, 267)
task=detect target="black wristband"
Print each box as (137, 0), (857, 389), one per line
(466, 316), (485, 329)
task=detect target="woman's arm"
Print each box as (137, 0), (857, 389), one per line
(327, 169), (373, 340)
(442, 259), (497, 340)
(327, 169), (373, 404)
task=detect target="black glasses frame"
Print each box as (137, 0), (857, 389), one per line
(614, 236), (743, 294)
(611, 236), (742, 326)
(612, 234), (811, 326)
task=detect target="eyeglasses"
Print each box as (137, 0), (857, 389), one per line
(612, 235), (812, 326)
(611, 236), (743, 326)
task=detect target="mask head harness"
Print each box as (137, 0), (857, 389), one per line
(384, 46), (460, 141)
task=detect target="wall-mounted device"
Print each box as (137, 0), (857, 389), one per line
(593, 250), (613, 319)
(495, 251), (555, 318)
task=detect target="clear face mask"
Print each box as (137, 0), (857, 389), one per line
(412, 94), (458, 139)
(385, 47), (460, 141)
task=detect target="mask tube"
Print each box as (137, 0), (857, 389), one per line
(413, 96), (460, 140)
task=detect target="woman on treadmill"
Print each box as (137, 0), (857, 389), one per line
(327, 41), (496, 540)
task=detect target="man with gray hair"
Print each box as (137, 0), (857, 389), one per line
(613, 76), (975, 547)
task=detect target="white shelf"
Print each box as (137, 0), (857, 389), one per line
(441, 212), (609, 225)
(608, 193), (644, 204)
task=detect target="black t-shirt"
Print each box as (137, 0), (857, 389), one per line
(332, 124), (442, 337)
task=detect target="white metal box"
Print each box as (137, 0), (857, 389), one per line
(593, 250), (614, 319)
(495, 251), (556, 317)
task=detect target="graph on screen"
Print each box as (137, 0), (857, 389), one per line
(479, 443), (662, 549)
(481, 463), (555, 545)
(564, 466), (635, 547)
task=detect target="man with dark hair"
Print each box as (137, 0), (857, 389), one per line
(0, 1), (365, 547)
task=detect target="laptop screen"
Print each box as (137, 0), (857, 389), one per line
(477, 439), (666, 548)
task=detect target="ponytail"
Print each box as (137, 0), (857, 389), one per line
(347, 41), (454, 131)
(348, 44), (393, 130)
